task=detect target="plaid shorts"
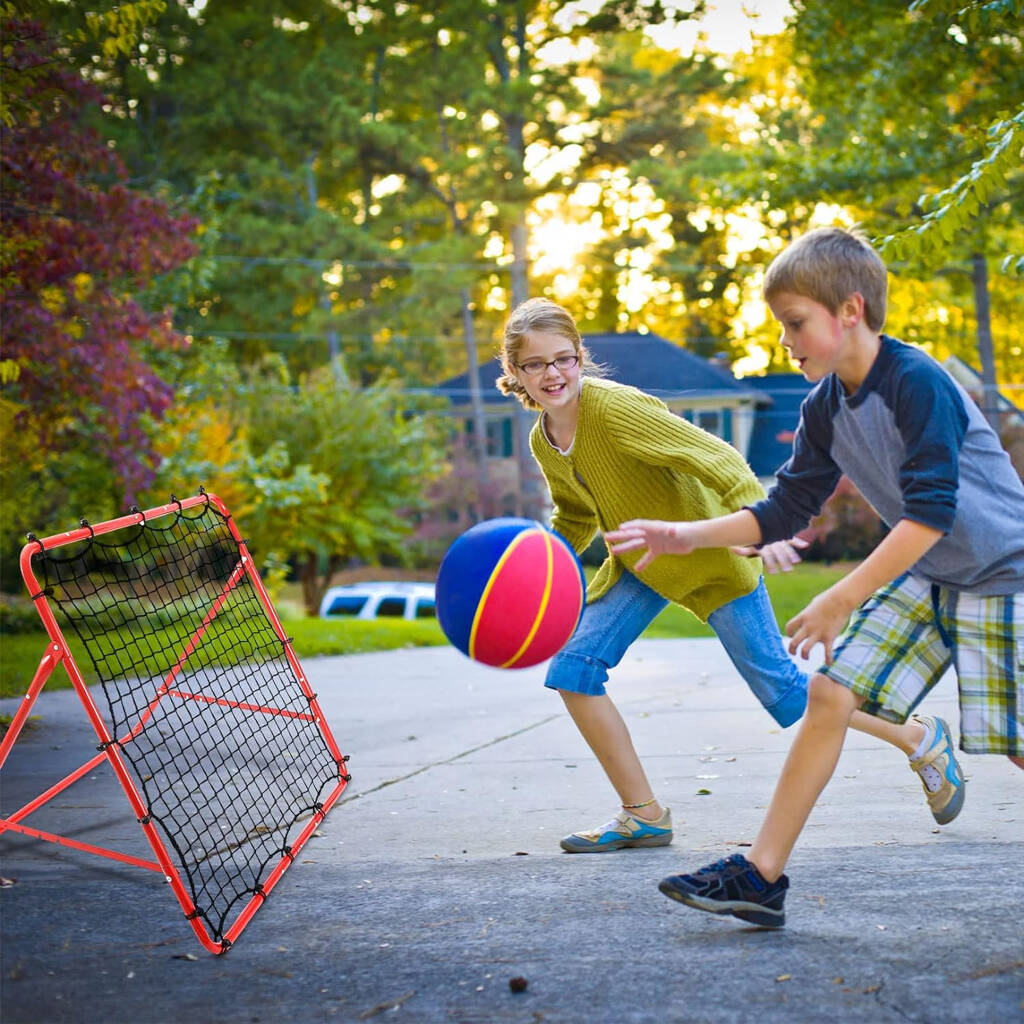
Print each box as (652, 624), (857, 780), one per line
(822, 572), (1023, 755)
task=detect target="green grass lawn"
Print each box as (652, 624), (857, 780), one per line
(0, 563), (848, 700)
(643, 561), (848, 639)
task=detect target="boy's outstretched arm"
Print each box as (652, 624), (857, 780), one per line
(606, 509), (762, 572)
(785, 518), (944, 665)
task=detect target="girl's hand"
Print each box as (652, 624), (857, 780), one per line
(605, 519), (696, 572)
(731, 536), (808, 574)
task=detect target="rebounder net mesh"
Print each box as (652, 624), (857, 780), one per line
(26, 497), (345, 944)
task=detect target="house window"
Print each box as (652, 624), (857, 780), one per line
(486, 418), (514, 457)
(463, 417), (513, 457)
(697, 410), (720, 436)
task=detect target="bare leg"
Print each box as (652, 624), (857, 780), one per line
(749, 674), (861, 881)
(559, 690), (664, 821)
(848, 708), (924, 755)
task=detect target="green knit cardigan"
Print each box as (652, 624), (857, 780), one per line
(529, 377), (766, 622)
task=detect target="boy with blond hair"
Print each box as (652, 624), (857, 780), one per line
(608, 226), (1024, 927)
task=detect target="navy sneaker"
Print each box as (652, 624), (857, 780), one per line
(659, 854), (788, 928)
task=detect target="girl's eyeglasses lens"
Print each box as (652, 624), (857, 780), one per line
(517, 355), (579, 375)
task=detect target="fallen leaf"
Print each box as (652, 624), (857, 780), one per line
(0, 877), (15, 888)
(775, 974), (791, 983)
(696, 788), (712, 796)
(357, 991), (416, 1019)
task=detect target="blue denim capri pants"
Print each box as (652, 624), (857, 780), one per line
(544, 569), (808, 728)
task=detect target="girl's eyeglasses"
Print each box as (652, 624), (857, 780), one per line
(515, 354), (580, 376)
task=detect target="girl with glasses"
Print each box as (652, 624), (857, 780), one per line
(494, 297), (955, 853)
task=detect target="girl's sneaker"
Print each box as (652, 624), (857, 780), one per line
(560, 807), (673, 853)
(659, 854), (788, 928)
(909, 715), (966, 825)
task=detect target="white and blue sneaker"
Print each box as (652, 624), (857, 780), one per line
(909, 715), (965, 825)
(560, 808), (672, 853)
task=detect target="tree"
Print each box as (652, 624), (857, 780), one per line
(147, 343), (446, 615)
(0, 15), (198, 499)
(740, 0), (1023, 418)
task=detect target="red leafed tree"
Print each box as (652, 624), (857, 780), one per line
(1, 18), (197, 495)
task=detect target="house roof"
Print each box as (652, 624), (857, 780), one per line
(743, 373), (813, 478)
(941, 355), (1023, 420)
(435, 331), (760, 404)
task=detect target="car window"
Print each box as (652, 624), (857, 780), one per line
(324, 595), (368, 617)
(414, 598), (436, 619)
(376, 597), (406, 618)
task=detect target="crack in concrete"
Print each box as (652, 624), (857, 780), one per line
(338, 714), (562, 805)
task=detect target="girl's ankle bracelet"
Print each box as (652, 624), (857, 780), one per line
(622, 797), (656, 810)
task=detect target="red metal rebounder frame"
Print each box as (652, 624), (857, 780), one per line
(0, 492), (350, 954)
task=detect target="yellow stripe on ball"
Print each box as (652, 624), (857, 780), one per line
(499, 531), (554, 669)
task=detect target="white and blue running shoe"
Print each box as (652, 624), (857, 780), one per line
(909, 715), (966, 825)
(560, 808), (673, 853)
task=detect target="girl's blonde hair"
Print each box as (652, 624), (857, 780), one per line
(496, 297), (604, 411)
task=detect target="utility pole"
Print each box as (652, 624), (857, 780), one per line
(461, 289), (492, 520)
(508, 216), (542, 521)
(971, 253), (1001, 433)
(306, 156), (345, 386)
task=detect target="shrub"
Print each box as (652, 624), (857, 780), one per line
(801, 476), (886, 562)
(0, 595), (42, 634)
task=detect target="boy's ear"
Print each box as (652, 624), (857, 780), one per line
(841, 292), (865, 326)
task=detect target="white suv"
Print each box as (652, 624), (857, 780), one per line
(318, 581), (436, 621)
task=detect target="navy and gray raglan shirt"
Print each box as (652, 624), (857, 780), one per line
(748, 335), (1024, 594)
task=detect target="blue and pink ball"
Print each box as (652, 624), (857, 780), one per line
(436, 518), (586, 669)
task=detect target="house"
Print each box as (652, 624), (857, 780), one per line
(742, 373), (813, 482)
(433, 331), (801, 515)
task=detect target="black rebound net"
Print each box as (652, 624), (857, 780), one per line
(0, 491), (350, 954)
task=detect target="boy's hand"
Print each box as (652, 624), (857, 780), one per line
(731, 537), (808, 573)
(605, 519), (696, 572)
(784, 585), (857, 665)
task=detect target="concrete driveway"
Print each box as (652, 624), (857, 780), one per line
(1, 640), (1021, 1023)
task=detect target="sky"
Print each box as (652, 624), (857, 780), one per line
(648, 0), (793, 56)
